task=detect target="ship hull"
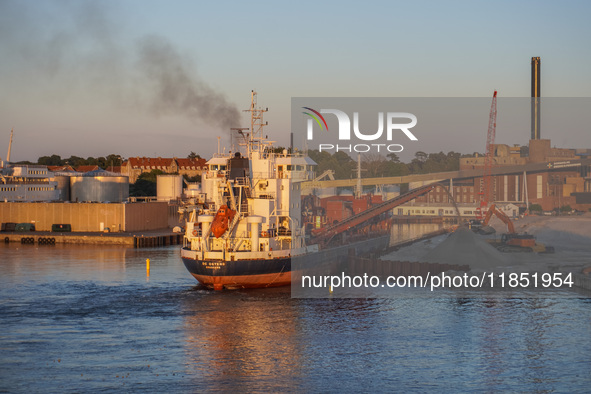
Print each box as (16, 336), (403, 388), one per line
(181, 250), (291, 290)
(181, 235), (390, 290)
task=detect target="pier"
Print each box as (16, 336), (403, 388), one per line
(2, 231), (183, 248)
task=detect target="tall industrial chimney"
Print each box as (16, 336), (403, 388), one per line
(531, 57), (541, 140)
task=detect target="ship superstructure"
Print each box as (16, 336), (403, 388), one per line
(181, 91), (319, 289)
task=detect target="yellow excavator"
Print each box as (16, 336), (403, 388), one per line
(481, 204), (553, 253)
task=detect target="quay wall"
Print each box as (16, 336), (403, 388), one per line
(573, 273), (591, 292)
(2, 232), (183, 248)
(0, 202), (168, 232)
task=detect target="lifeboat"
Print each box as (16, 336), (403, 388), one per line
(210, 205), (236, 238)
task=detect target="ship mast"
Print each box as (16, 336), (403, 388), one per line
(244, 90), (268, 155)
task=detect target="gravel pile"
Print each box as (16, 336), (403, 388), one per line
(422, 227), (509, 271)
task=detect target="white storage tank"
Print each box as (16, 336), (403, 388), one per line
(157, 175), (183, 201)
(70, 170), (129, 202)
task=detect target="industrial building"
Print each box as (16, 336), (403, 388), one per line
(412, 138), (591, 212)
(394, 203), (520, 219)
(0, 164), (60, 202)
(406, 57), (591, 213)
(0, 201), (169, 232)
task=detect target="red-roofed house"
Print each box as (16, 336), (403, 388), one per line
(47, 165), (76, 172)
(75, 165), (101, 173)
(105, 166), (123, 174)
(175, 157), (207, 179)
(122, 157), (206, 183)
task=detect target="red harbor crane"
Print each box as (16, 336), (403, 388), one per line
(477, 90), (497, 218)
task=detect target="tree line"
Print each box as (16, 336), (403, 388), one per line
(307, 150), (479, 179)
(18, 151), (202, 169)
(20, 150), (474, 179)
(20, 150), (477, 180)
(33, 154), (124, 169)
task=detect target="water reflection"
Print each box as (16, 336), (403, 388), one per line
(447, 297), (575, 392)
(0, 243), (180, 284)
(180, 287), (306, 391)
(390, 222), (444, 245)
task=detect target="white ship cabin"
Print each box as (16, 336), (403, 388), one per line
(206, 157), (228, 174)
(275, 156), (316, 180)
(187, 150), (317, 255)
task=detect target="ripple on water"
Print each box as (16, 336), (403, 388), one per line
(0, 243), (590, 392)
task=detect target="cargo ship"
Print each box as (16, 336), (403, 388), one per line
(181, 91), (323, 289)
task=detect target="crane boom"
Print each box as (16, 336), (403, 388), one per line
(477, 91), (497, 218)
(482, 203), (515, 233)
(6, 129), (13, 163)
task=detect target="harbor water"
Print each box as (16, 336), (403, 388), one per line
(1, 229), (590, 392)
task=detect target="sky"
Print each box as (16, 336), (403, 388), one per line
(1, 0), (590, 163)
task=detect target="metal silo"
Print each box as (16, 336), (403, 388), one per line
(70, 169), (129, 202)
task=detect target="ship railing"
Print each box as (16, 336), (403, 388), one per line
(251, 172), (276, 179)
(240, 202), (249, 214)
(277, 227), (292, 236)
(254, 192), (276, 200)
(235, 177), (251, 186)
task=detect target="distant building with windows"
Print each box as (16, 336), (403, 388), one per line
(0, 164), (59, 202)
(121, 157), (206, 183)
